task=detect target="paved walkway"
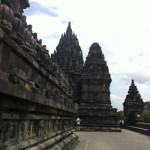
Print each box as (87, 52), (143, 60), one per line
(75, 129), (150, 150)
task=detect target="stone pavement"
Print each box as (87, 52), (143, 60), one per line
(75, 129), (150, 150)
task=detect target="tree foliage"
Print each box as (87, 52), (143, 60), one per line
(144, 101), (150, 111)
(118, 110), (124, 120)
(144, 111), (150, 123)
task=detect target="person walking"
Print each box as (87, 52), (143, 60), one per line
(76, 117), (81, 132)
(122, 120), (124, 128)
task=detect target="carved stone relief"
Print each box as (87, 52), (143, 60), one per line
(0, 4), (14, 34)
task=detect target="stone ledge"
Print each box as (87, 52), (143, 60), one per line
(5, 130), (78, 150)
(48, 133), (78, 150)
(0, 79), (76, 114)
(127, 125), (150, 136)
(0, 112), (73, 120)
(80, 126), (121, 132)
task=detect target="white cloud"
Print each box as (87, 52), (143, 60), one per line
(24, 0), (150, 110)
(111, 94), (124, 111)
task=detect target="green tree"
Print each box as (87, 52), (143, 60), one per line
(144, 111), (150, 123)
(118, 110), (124, 120)
(144, 101), (150, 111)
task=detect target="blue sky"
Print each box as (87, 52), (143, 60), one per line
(24, 1), (58, 17)
(24, 0), (150, 110)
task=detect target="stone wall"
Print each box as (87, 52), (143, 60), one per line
(0, 0), (77, 149)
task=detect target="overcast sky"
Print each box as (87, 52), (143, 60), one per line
(24, 0), (150, 111)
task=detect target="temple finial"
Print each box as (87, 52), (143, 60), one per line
(131, 79), (135, 86)
(66, 21), (72, 35)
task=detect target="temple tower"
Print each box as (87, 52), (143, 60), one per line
(51, 22), (84, 103)
(79, 43), (120, 131)
(123, 79), (145, 124)
(51, 22), (83, 73)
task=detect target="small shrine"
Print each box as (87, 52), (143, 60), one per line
(123, 80), (145, 124)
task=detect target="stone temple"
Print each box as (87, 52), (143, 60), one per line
(123, 80), (145, 124)
(79, 43), (119, 131)
(51, 22), (83, 104)
(0, 0), (119, 149)
(52, 23), (120, 131)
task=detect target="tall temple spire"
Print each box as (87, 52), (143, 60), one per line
(51, 22), (84, 104)
(66, 21), (72, 36)
(87, 42), (104, 62)
(51, 22), (83, 73)
(82, 43), (110, 80)
(81, 42), (111, 102)
(131, 79), (135, 86)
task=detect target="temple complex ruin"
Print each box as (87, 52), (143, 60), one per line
(123, 80), (145, 124)
(0, 0), (120, 149)
(52, 23), (120, 131)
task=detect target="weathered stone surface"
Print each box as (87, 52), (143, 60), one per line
(0, 27), (4, 39)
(0, 2), (14, 34)
(123, 80), (145, 125)
(0, 1), (77, 149)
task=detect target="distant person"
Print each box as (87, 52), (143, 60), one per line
(122, 120), (124, 128)
(119, 120), (122, 128)
(76, 117), (81, 132)
(124, 117), (126, 127)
